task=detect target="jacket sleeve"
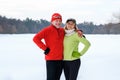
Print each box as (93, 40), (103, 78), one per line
(33, 29), (47, 50)
(76, 35), (91, 56)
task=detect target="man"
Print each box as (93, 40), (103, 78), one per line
(33, 13), (65, 80)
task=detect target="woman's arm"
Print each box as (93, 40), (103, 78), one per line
(77, 36), (91, 56)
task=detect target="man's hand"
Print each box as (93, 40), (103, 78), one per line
(44, 47), (50, 55)
(77, 30), (83, 37)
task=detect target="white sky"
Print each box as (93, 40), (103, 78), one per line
(0, 0), (120, 24)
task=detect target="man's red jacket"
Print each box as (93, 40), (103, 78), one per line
(33, 24), (65, 60)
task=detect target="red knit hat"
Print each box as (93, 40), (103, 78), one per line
(51, 13), (62, 22)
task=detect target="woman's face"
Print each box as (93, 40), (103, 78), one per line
(66, 21), (75, 30)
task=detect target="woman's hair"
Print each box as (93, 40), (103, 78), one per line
(64, 18), (78, 31)
(66, 18), (76, 24)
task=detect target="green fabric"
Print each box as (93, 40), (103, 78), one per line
(72, 51), (81, 58)
(63, 32), (91, 61)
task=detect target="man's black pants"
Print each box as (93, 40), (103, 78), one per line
(46, 60), (63, 80)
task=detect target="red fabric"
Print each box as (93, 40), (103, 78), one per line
(51, 13), (62, 22)
(33, 25), (65, 60)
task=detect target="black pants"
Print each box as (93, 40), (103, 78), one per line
(46, 60), (63, 80)
(64, 59), (81, 80)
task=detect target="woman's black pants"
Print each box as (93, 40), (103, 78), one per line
(64, 59), (81, 80)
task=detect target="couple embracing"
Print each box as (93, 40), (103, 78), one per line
(33, 13), (91, 80)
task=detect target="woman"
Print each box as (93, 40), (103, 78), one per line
(63, 18), (91, 80)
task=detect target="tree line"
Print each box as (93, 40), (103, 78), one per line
(0, 15), (120, 34)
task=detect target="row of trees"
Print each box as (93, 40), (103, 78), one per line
(0, 15), (120, 34)
(0, 16), (50, 34)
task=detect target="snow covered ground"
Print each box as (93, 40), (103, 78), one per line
(0, 34), (120, 80)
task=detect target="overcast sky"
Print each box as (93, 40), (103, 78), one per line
(0, 0), (120, 24)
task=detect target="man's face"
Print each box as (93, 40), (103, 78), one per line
(52, 19), (62, 28)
